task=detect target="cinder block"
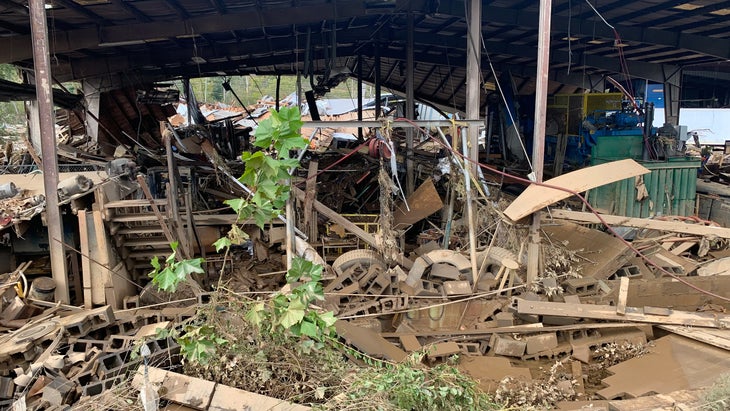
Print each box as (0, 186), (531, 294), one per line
(563, 278), (599, 295)
(42, 376), (76, 406)
(525, 333), (559, 354)
(0, 377), (14, 399)
(489, 335), (526, 357)
(426, 342), (461, 360)
(494, 312), (515, 327)
(399, 335), (421, 352)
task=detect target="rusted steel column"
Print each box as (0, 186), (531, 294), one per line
(406, 11), (415, 196)
(29, 0), (70, 303)
(527, 0), (552, 285)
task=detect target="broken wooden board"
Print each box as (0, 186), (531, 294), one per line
(602, 276), (730, 311)
(516, 298), (730, 329)
(394, 178), (443, 226)
(606, 389), (707, 411)
(597, 335), (730, 400)
(335, 321), (407, 362)
(132, 366), (309, 411)
(504, 159), (650, 221)
(658, 325), (730, 351)
(543, 222), (632, 280)
(546, 209), (730, 239)
(697, 256), (730, 276)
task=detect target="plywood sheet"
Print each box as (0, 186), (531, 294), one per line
(504, 159), (649, 221)
(394, 178), (443, 226)
(543, 222), (632, 280)
(597, 335), (730, 400)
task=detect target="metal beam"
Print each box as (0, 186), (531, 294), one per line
(109, 0), (152, 22)
(426, 1), (730, 60)
(0, 0), (384, 63)
(0, 0), (26, 14)
(52, 0), (107, 24)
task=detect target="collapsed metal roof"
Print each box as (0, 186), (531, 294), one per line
(0, 0), (729, 111)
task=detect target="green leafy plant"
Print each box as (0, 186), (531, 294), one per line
(176, 324), (228, 365)
(223, 105), (307, 229)
(246, 256), (337, 350)
(702, 372), (730, 411)
(148, 241), (205, 292)
(323, 352), (501, 411)
(212, 106), (335, 350)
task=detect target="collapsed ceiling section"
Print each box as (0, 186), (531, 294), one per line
(0, 0), (729, 111)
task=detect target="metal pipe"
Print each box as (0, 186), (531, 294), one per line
(526, 0), (552, 285)
(406, 11), (415, 196)
(357, 54), (363, 142)
(29, 0), (69, 303)
(374, 46), (381, 119)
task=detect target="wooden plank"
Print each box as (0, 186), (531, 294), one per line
(303, 159), (319, 241)
(659, 325), (730, 351)
(77, 210), (93, 309)
(616, 277), (629, 315)
(546, 209), (730, 239)
(380, 322), (647, 338)
(103, 199), (167, 208)
(670, 241), (697, 255)
(516, 298), (730, 329)
(504, 159), (650, 221)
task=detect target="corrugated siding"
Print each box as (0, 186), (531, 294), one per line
(588, 159), (700, 217)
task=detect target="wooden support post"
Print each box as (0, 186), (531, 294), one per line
(77, 210), (93, 309)
(527, 0), (553, 285)
(304, 159), (319, 241)
(616, 276), (630, 315)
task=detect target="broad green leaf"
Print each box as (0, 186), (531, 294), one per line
(165, 250), (177, 265)
(279, 305), (305, 329)
(275, 135), (308, 158)
(252, 121), (274, 148)
(149, 267), (181, 292)
(245, 302), (266, 325)
(224, 198), (246, 213)
(213, 237), (232, 253)
(256, 180), (279, 202)
(150, 255), (161, 271)
(318, 311), (337, 328)
(299, 319), (319, 338)
(175, 258), (205, 277)
(170, 241), (179, 251)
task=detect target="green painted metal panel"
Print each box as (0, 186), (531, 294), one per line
(589, 135), (644, 163)
(588, 158), (700, 217)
